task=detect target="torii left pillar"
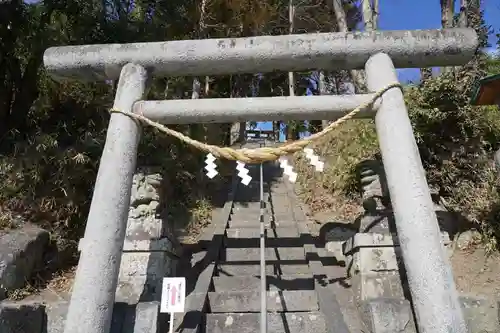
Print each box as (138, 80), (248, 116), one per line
(64, 63), (149, 333)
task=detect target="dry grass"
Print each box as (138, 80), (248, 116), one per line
(292, 119), (379, 222)
(7, 266), (76, 301)
(179, 197), (215, 244)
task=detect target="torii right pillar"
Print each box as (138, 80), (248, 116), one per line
(366, 53), (467, 333)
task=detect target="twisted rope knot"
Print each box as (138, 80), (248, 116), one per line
(110, 82), (402, 164)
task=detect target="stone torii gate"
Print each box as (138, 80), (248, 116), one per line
(43, 28), (478, 333)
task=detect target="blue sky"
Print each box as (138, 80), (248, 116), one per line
(379, 0), (500, 83)
(255, 1), (500, 137)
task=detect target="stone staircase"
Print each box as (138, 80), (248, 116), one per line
(175, 160), (348, 333)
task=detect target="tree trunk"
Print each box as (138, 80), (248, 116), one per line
(420, 68), (433, 83)
(318, 71), (329, 129)
(273, 121), (281, 141)
(309, 120), (322, 133)
(457, 0), (467, 27)
(288, 0), (295, 100)
(440, 0), (455, 28)
(8, 4), (55, 132)
(440, 0), (456, 74)
(191, 77), (201, 99)
(372, 0), (379, 29)
(286, 0), (296, 142)
(332, 0), (366, 92)
(362, 0), (375, 31)
(286, 127), (294, 141)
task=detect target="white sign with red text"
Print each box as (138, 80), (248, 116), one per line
(160, 277), (186, 313)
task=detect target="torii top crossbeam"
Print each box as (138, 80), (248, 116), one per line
(43, 28), (478, 81)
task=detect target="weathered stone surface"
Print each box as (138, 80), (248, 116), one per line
(44, 301), (70, 333)
(324, 226), (357, 263)
(41, 301), (140, 333)
(228, 219), (295, 228)
(122, 238), (174, 252)
(208, 290), (319, 312)
(212, 274), (314, 292)
(345, 232), (452, 276)
(358, 213), (394, 234)
(130, 172), (162, 207)
(232, 203), (293, 215)
(353, 245), (401, 273)
(0, 301), (45, 333)
(223, 247), (305, 262)
(0, 224), (49, 299)
(117, 169), (179, 305)
(360, 298), (417, 333)
(455, 230), (481, 250)
(116, 276), (162, 304)
(116, 252), (176, 303)
(361, 296), (500, 333)
(126, 207), (163, 240)
(206, 312), (327, 333)
(126, 170), (165, 241)
(226, 227), (299, 239)
(217, 263), (310, 276)
(121, 302), (160, 333)
(352, 271), (406, 301)
(459, 295), (500, 333)
(119, 252), (167, 279)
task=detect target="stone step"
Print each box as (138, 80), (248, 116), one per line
(221, 247), (305, 262)
(217, 264), (311, 276)
(228, 219), (296, 229)
(233, 194), (271, 202)
(269, 186), (290, 193)
(271, 213), (299, 223)
(230, 210), (294, 219)
(212, 274), (315, 292)
(208, 290), (319, 313)
(226, 227), (299, 238)
(231, 206), (293, 215)
(268, 198), (295, 207)
(206, 312), (327, 333)
(231, 202), (271, 209)
(224, 228), (303, 247)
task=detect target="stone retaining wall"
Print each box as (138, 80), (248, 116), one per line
(116, 168), (181, 304)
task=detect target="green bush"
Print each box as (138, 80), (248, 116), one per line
(406, 73), (500, 251)
(294, 72), (500, 251)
